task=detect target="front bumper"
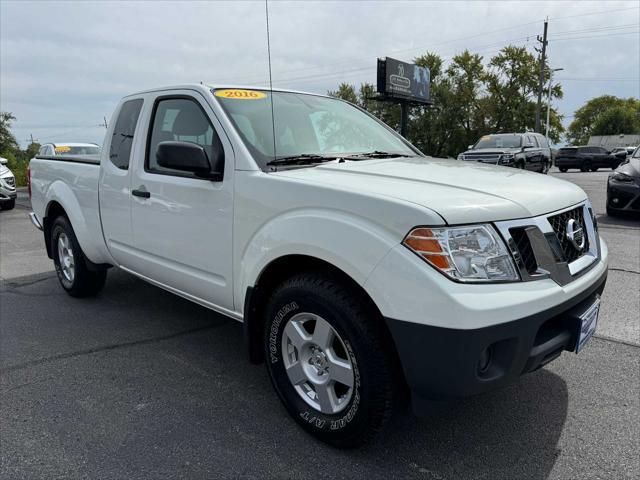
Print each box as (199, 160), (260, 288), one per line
(386, 267), (607, 411)
(0, 190), (17, 201)
(607, 180), (640, 212)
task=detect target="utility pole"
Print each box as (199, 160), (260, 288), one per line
(99, 116), (108, 129)
(26, 134), (38, 145)
(534, 18), (548, 133)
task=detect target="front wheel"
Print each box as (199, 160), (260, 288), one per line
(51, 216), (107, 297)
(0, 199), (15, 210)
(581, 161), (591, 172)
(264, 273), (397, 448)
(591, 167), (598, 172)
(559, 167), (568, 173)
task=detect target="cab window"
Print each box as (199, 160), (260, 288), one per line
(109, 99), (143, 170)
(146, 97), (223, 177)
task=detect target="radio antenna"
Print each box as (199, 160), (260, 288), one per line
(265, 0), (277, 164)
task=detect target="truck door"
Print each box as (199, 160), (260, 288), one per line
(129, 91), (234, 310)
(99, 98), (144, 266)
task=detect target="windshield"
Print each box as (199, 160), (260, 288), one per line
(214, 89), (417, 170)
(632, 147), (640, 158)
(474, 135), (522, 149)
(54, 146), (100, 155)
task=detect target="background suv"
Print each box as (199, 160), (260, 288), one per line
(457, 132), (551, 174)
(555, 146), (626, 172)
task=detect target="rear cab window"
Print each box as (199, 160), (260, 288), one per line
(109, 99), (144, 170)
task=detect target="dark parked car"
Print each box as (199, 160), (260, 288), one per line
(607, 148), (640, 216)
(610, 146), (638, 160)
(555, 146), (626, 172)
(457, 132), (550, 174)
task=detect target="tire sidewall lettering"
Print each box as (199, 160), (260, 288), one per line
(269, 301), (299, 364)
(269, 298), (362, 432)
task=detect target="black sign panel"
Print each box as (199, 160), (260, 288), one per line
(377, 57), (430, 103)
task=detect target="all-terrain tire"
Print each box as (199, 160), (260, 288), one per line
(51, 215), (107, 297)
(263, 272), (397, 448)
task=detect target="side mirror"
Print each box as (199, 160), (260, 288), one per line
(468, 145), (474, 150)
(0, 157), (7, 165)
(522, 143), (535, 150)
(156, 141), (223, 180)
(615, 151), (627, 159)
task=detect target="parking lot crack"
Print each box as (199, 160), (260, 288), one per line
(608, 267), (640, 275)
(0, 323), (227, 375)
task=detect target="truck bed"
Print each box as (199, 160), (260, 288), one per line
(34, 154), (101, 165)
(30, 155), (109, 265)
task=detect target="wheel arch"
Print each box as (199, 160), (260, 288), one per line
(42, 200), (67, 258)
(243, 253), (405, 392)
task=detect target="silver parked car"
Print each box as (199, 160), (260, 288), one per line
(0, 157), (17, 210)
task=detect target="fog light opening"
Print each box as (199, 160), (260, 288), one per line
(477, 346), (493, 375)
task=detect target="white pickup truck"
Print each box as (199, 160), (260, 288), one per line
(29, 84), (608, 447)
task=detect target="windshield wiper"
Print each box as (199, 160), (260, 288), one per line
(266, 154), (339, 166)
(343, 150), (412, 160)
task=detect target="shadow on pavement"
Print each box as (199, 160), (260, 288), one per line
(1, 269), (569, 479)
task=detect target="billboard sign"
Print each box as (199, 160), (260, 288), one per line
(377, 57), (431, 103)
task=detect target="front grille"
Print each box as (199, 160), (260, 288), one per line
(509, 227), (537, 274)
(4, 177), (15, 188)
(548, 207), (589, 263)
(463, 153), (500, 163)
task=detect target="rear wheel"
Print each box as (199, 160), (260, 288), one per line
(264, 272), (397, 448)
(581, 161), (591, 172)
(559, 167), (568, 173)
(591, 167), (598, 172)
(51, 216), (107, 297)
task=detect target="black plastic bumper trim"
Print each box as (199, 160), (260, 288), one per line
(385, 267), (607, 413)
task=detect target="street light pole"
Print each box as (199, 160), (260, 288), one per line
(545, 67), (563, 141)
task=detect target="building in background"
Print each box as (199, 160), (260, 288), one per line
(588, 134), (640, 149)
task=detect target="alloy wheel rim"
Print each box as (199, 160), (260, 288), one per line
(281, 312), (355, 414)
(57, 233), (75, 282)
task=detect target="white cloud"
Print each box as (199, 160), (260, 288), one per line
(1, 0), (638, 147)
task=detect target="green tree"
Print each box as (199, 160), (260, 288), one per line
(591, 103), (640, 137)
(329, 44), (565, 157)
(0, 111), (19, 155)
(567, 96), (640, 145)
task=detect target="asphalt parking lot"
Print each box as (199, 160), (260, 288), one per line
(1, 169), (638, 480)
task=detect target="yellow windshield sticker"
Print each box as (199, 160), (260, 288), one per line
(214, 89), (267, 100)
(54, 146), (71, 153)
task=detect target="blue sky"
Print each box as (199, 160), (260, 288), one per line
(1, 0), (638, 148)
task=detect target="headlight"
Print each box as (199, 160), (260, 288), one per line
(457, 154), (465, 161)
(611, 172), (633, 182)
(403, 224), (520, 282)
(500, 153), (514, 163)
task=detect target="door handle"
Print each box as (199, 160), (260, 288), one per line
(132, 187), (150, 198)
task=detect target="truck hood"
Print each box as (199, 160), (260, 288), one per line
(274, 157), (587, 224)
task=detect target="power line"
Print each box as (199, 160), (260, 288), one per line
(550, 30), (639, 42)
(216, 5), (639, 85)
